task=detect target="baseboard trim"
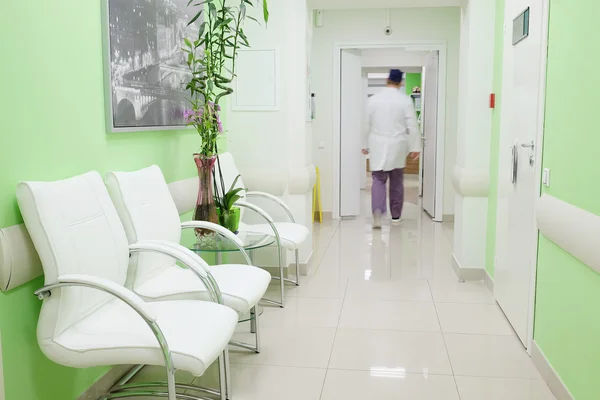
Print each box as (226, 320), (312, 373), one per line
(452, 254), (485, 281)
(442, 214), (455, 223)
(314, 211), (333, 221)
(531, 341), (574, 400)
(77, 365), (133, 400)
(484, 270), (494, 292)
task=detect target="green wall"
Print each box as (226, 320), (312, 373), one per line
(405, 73), (422, 96)
(0, 1), (211, 398)
(533, 1), (600, 398)
(484, 0), (505, 278)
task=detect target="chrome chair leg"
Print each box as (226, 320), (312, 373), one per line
(279, 260), (285, 308)
(226, 348), (232, 399)
(250, 307), (256, 334)
(294, 249), (301, 286)
(218, 353), (228, 400)
(253, 306), (261, 353)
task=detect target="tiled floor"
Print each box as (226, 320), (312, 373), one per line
(131, 181), (556, 399)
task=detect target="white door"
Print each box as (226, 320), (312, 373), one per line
(340, 49), (363, 217)
(495, 0), (546, 346)
(360, 73), (369, 190)
(422, 52), (439, 218)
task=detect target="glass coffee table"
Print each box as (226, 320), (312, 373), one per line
(189, 231), (275, 265)
(189, 231), (276, 323)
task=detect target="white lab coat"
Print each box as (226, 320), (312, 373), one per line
(365, 87), (420, 172)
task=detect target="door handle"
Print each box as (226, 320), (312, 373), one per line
(511, 144), (519, 185)
(521, 141), (534, 150)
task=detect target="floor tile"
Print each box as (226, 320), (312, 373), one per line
(329, 329), (453, 375)
(259, 297), (343, 328)
(195, 364), (327, 400)
(230, 326), (337, 368)
(339, 299), (441, 332)
(435, 303), (514, 335)
(444, 334), (542, 379)
(455, 376), (556, 400)
(430, 279), (496, 304)
(294, 272), (349, 299)
(321, 369), (460, 400)
(344, 278), (433, 302)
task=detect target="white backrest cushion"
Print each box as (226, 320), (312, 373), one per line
(105, 166), (182, 288)
(16, 171), (130, 337)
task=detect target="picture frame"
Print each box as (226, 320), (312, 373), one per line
(101, 0), (201, 133)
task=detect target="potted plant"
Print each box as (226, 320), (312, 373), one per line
(182, 0), (269, 235)
(214, 175), (245, 234)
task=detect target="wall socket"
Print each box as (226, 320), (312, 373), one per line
(542, 168), (551, 187)
(318, 141), (325, 149)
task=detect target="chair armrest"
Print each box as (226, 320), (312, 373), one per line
(235, 201), (283, 268)
(245, 191), (296, 223)
(236, 201), (275, 224)
(181, 221), (252, 265)
(129, 241), (223, 304)
(35, 274), (157, 322)
(35, 274), (177, 387)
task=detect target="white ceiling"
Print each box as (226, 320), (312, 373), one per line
(308, 0), (461, 9)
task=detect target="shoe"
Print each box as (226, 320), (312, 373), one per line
(392, 218), (403, 225)
(373, 210), (382, 229)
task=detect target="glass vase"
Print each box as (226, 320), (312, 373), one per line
(193, 154), (219, 237)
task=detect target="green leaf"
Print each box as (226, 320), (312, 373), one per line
(246, 15), (260, 24)
(227, 194), (242, 210)
(187, 10), (203, 26)
(208, 2), (217, 19)
(228, 175), (242, 193)
(184, 38), (193, 49)
(198, 21), (207, 38)
(263, 0), (269, 23)
(226, 188), (245, 203)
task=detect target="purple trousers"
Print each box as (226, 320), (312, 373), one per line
(372, 169), (404, 219)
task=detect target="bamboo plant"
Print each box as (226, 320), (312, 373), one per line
(183, 0), (269, 231)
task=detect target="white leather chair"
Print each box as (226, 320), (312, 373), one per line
(105, 165), (272, 353)
(16, 171), (238, 400)
(216, 153), (310, 306)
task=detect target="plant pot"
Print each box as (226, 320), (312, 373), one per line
(217, 206), (241, 234)
(193, 153), (219, 237)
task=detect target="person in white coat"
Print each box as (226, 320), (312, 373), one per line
(362, 69), (420, 228)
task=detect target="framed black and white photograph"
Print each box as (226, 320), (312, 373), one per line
(102, 0), (201, 132)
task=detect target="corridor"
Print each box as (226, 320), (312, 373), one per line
(135, 186), (557, 400)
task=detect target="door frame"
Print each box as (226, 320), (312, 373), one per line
(525, 0), (551, 354)
(332, 41), (448, 221)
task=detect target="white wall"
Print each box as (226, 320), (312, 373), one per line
(311, 7), (460, 215)
(225, 0), (315, 267)
(226, 1), (307, 176)
(309, 0), (461, 8)
(453, 0), (496, 270)
(362, 48), (429, 68)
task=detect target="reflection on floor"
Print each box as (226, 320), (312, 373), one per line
(132, 184), (556, 399)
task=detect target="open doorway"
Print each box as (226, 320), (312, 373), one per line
(337, 45), (445, 222)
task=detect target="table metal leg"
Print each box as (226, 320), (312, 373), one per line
(249, 250), (257, 334)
